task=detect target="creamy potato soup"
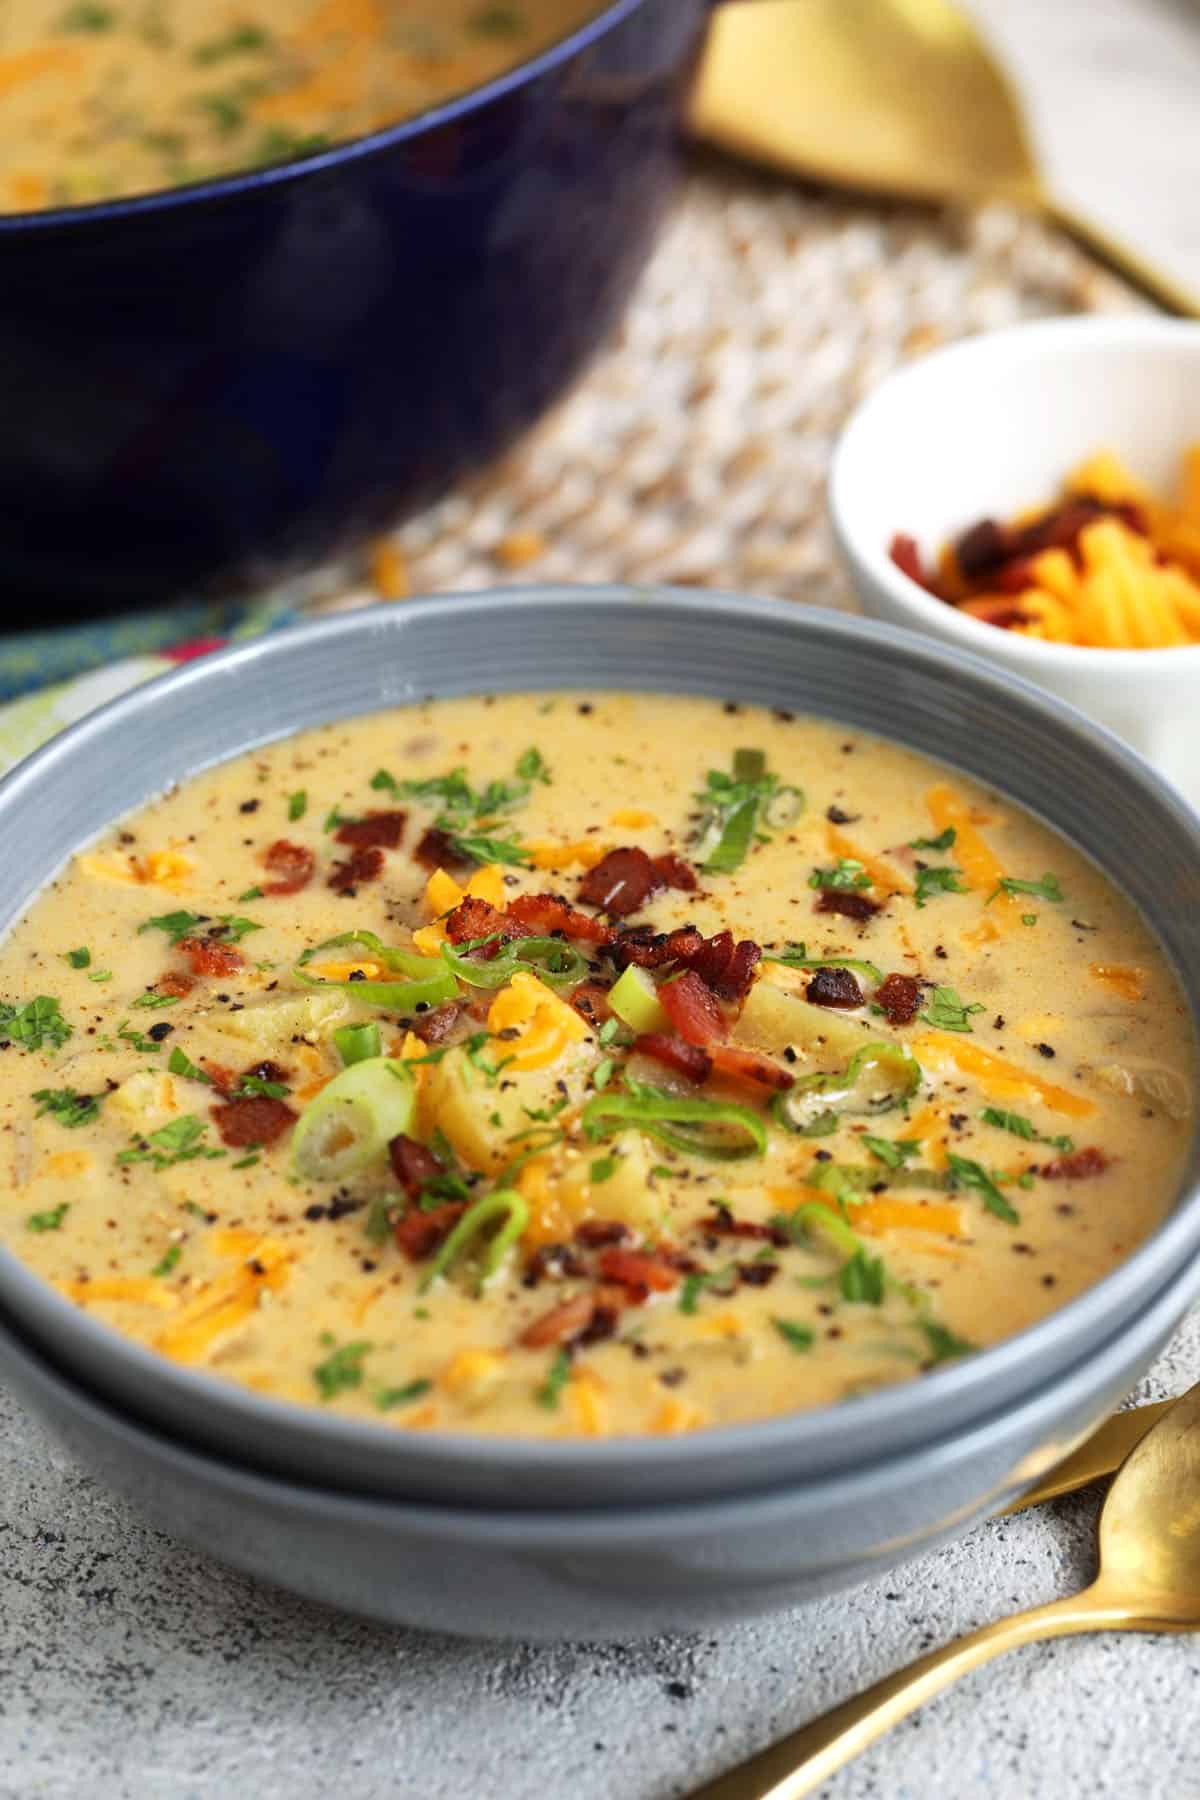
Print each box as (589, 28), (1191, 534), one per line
(0, 1), (597, 210)
(0, 695), (1192, 1439)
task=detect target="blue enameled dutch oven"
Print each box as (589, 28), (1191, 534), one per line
(0, 1), (708, 609)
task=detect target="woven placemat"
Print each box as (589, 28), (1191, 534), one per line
(302, 160), (1147, 616)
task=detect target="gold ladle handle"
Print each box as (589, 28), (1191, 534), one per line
(689, 1591), (1129, 1800)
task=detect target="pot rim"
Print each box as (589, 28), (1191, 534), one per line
(0, 0), (655, 234)
(0, 585), (1197, 1492)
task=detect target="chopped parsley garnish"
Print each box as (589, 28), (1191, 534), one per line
(838, 1248), (886, 1305)
(919, 1319), (975, 1365)
(33, 1086), (102, 1129)
(88, 969), (113, 983)
(117, 1115), (225, 1171)
(231, 1152), (261, 1170)
(287, 790), (307, 821)
(979, 1108), (1074, 1153)
(152, 1244), (182, 1277)
(65, 946), (91, 968)
(117, 1021), (165, 1052)
(589, 1156), (617, 1183)
(312, 1336), (372, 1401)
(591, 1057), (615, 1092)
(515, 746), (551, 784)
(947, 1153), (1019, 1225)
(913, 866), (968, 909)
(678, 1264), (736, 1315)
(131, 992), (181, 1010)
(370, 753), (541, 867)
(196, 89), (246, 134)
(0, 996), (71, 1052)
(168, 1046), (212, 1085)
(808, 858), (870, 892)
(536, 1347), (572, 1409)
(234, 1073), (290, 1100)
(216, 914), (263, 943)
(772, 1317), (815, 1352)
(27, 1202), (70, 1232)
(375, 1379), (433, 1411)
(237, 885), (264, 902)
(919, 986), (985, 1033)
(988, 872), (1064, 906)
(861, 1135), (920, 1169)
(192, 22), (271, 62)
(694, 748), (802, 875)
(138, 909), (200, 944)
(910, 826), (957, 852)
(60, 2), (113, 29)
(1022, 913), (1038, 927)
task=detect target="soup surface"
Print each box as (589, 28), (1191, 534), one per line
(0, 1), (596, 210)
(0, 694), (1192, 1439)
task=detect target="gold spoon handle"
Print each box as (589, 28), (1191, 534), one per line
(688, 1592), (1127, 1800)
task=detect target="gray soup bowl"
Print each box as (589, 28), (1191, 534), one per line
(0, 589), (1198, 1520)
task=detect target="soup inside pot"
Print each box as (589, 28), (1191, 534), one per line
(0, 693), (1192, 1439)
(0, 0), (600, 210)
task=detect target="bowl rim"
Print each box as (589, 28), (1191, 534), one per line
(829, 314), (1200, 674)
(0, 0), (657, 234)
(0, 585), (1198, 1490)
(6, 1245), (1199, 1543)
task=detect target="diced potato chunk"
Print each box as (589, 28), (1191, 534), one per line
(559, 1129), (657, 1231)
(422, 1042), (593, 1174)
(219, 989), (349, 1053)
(109, 1069), (178, 1127)
(734, 981), (871, 1065)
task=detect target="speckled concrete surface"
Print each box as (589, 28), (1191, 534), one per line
(1, 1307), (1197, 1800)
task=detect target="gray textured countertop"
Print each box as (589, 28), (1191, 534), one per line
(3, 1306), (1198, 1800)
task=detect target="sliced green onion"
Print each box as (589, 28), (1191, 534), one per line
(296, 929), (457, 1012)
(763, 950), (883, 984)
(607, 963), (670, 1035)
(439, 934), (589, 992)
(291, 1057), (415, 1182)
(772, 1041), (921, 1134)
(333, 1022), (382, 1066)
(702, 795), (759, 875)
(582, 1087), (767, 1161)
(422, 1187), (528, 1293)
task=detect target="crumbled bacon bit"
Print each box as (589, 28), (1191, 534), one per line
(953, 518), (1010, 580)
(394, 1201), (465, 1262)
(414, 827), (474, 873)
(577, 1303), (619, 1346)
(578, 846), (661, 918)
(653, 852), (698, 892)
(609, 924), (704, 970)
(815, 889), (881, 921)
(888, 532), (936, 591)
(334, 810), (407, 850)
(210, 1094), (296, 1148)
(658, 969), (726, 1046)
(595, 1246), (680, 1299)
(201, 1060), (237, 1099)
(1040, 1146), (1111, 1181)
(156, 970), (194, 999)
(737, 1261), (779, 1287)
(634, 1031), (713, 1082)
(246, 1059), (289, 1085)
(388, 1133), (443, 1200)
(327, 845), (385, 893)
(806, 967), (864, 1009)
(443, 895), (516, 949)
(700, 1210), (789, 1246)
(708, 1043), (794, 1091)
(574, 1219), (633, 1248)
(261, 839), (315, 896)
(178, 936), (244, 978)
(411, 1000), (466, 1044)
(876, 971), (922, 1024)
(507, 891), (615, 944)
(520, 1292), (597, 1348)
(569, 980), (613, 1023)
(686, 929), (761, 1001)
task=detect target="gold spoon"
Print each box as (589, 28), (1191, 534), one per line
(690, 0), (1200, 317)
(689, 1380), (1200, 1800)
